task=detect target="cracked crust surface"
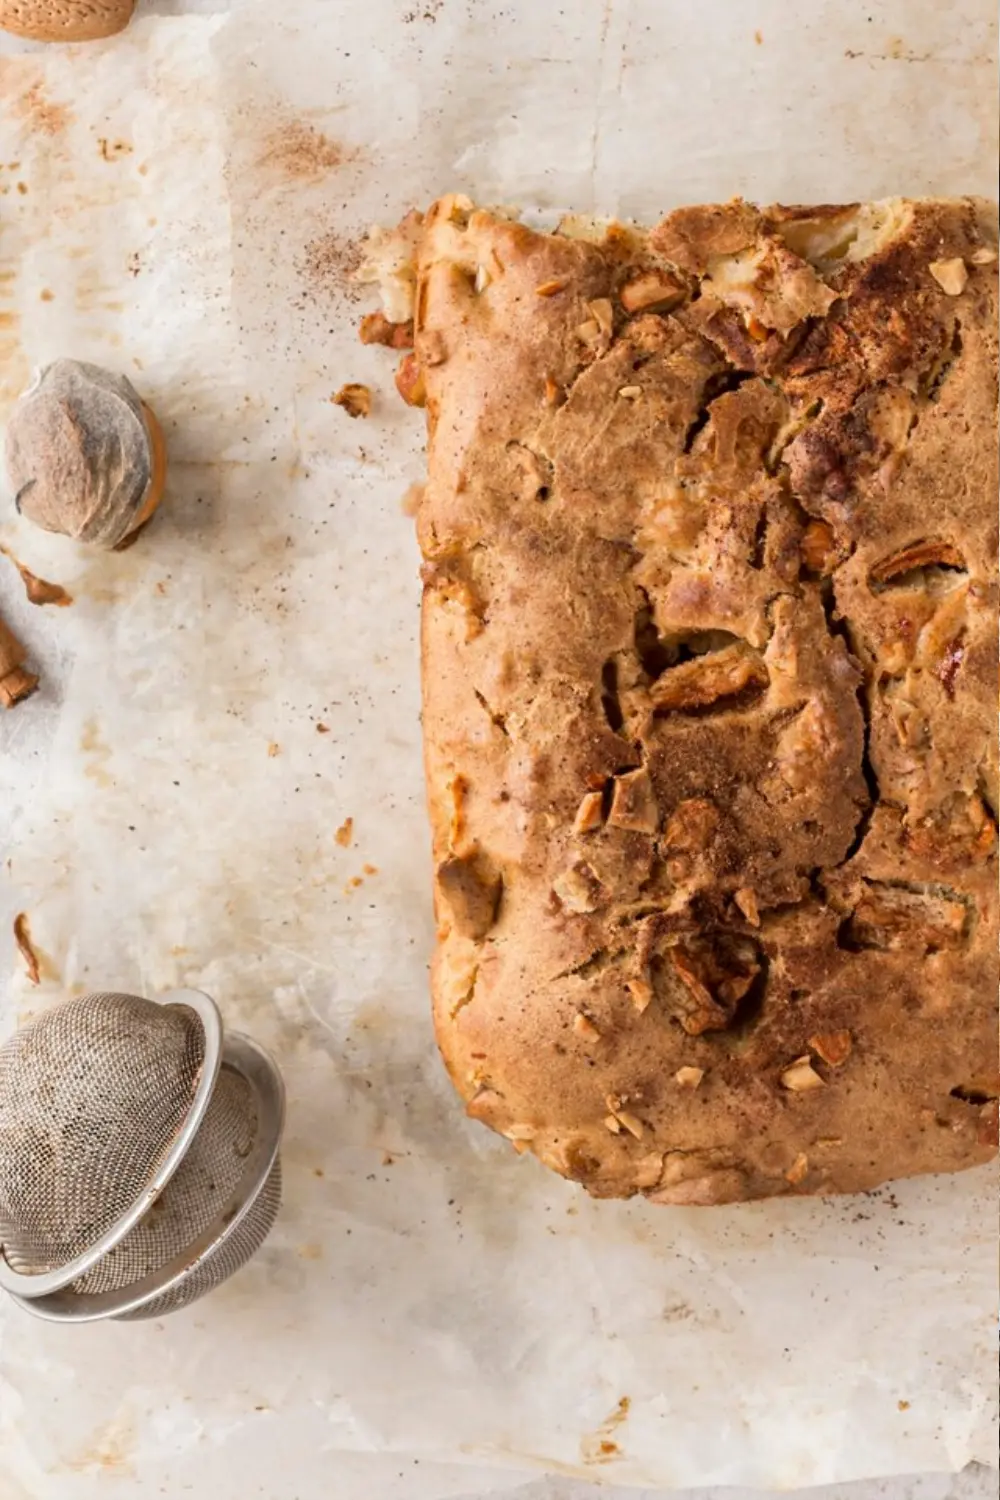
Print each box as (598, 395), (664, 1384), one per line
(408, 194), (998, 1203)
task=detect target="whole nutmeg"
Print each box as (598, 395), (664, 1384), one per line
(0, 0), (135, 41)
(4, 360), (167, 550)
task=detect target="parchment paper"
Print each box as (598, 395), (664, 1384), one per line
(0, 2), (997, 1496)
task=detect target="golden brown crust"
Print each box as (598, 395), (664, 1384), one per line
(0, 0), (134, 40)
(412, 195), (999, 1203)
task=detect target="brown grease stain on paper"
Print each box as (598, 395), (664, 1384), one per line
(581, 1395), (631, 1465)
(0, 68), (71, 136)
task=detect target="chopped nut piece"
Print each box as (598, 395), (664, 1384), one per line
(603, 1114), (622, 1134)
(734, 887), (760, 926)
(586, 298), (614, 336)
(575, 318), (602, 344)
(395, 353), (426, 407)
(535, 278), (569, 297)
(436, 850), (502, 939)
(675, 1066), (705, 1088)
(845, 883), (967, 952)
(663, 798), (720, 882)
(358, 311), (414, 348)
(627, 977), (653, 1014)
(474, 264), (491, 293)
(619, 270), (685, 314)
(808, 1030), (853, 1067)
(785, 1152), (809, 1185)
(781, 1056), (825, 1092)
(573, 789), (605, 835)
(801, 518), (838, 574)
(552, 863), (602, 913)
(332, 382), (372, 419)
(969, 245), (998, 265)
(669, 949), (730, 1035)
(573, 1012), (602, 1042)
(544, 375), (563, 406)
(603, 1095), (643, 1138)
(607, 767), (659, 833)
(650, 643), (768, 713)
(617, 385), (643, 400)
(666, 937), (761, 1035)
(870, 538), (965, 585)
(504, 1122), (536, 1141)
(928, 257), (968, 296)
(616, 1111), (644, 1139)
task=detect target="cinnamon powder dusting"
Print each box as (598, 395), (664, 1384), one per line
(299, 231), (363, 302)
(258, 121), (349, 180)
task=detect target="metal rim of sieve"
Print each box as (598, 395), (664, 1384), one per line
(0, 989), (223, 1301)
(6, 1029), (284, 1324)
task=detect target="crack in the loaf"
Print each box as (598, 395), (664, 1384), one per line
(921, 319), (963, 404)
(749, 506), (768, 570)
(633, 590), (675, 678)
(765, 397), (825, 476)
(681, 369), (755, 453)
(950, 1085), (999, 1106)
(473, 688), (509, 737)
(550, 945), (625, 983)
(450, 966), (479, 1020)
(726, 947), (770, 1042)
(600, 658), (625, 732)
(976, 765), (998, 824)
(852, 875), (974, 903)
(634, 587), (755, 683)
(817, 579), (877, 865)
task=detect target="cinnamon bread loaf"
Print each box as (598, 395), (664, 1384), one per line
(405, 195), (998, 1203)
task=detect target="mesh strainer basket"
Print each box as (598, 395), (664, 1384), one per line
(0, 990), (284, 1323)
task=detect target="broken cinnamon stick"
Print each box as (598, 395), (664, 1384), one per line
(0, 610), (38, 707)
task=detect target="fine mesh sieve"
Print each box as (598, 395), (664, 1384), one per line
(0, 990), (284, 1323)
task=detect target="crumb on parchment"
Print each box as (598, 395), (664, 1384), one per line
(13, 913), (40, 984)
(332, 383), (372, 418)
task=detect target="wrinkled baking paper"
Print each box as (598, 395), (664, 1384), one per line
(0, 1), (996, 1495)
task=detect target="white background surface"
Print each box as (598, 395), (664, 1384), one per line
(0, 2), (997, 1496)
